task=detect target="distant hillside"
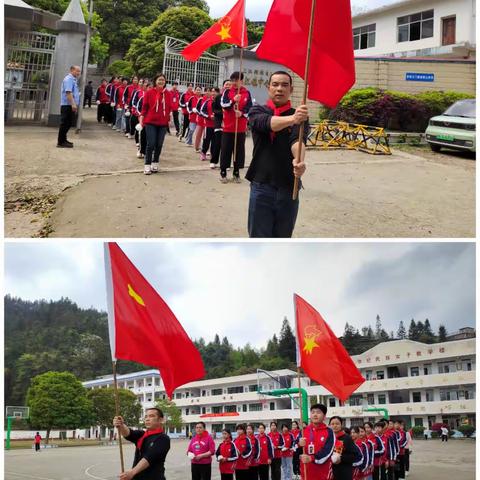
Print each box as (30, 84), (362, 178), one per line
(5, 296), (459, 406)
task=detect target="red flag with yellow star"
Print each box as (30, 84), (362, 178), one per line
(181, 0), (248, 62)
(104, 242), (205, 398)
(294, 294), (365, 402)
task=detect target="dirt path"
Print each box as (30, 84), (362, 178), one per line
(5, 109), (475, 238)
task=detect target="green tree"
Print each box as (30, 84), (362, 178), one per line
(375, 315), (383, 339)
(126, 7), (213, 78)
(408, 319), (417, 340)
(155, 399), (183, 430)
(87, 388), (141, 429)
(174, 0), (209, 12)
(438, 325), (447, 342)
(107, 60), (135, 78)
(27, 372), (93, 443)
(265, 334), (279, 357)
(278, 317), (296, 363)
(246, 21), (264, 45)
(397, 320), (407, 339)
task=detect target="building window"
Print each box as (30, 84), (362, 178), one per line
(349, 395), (363, 406)
(410, 367), (419, 377)
(175, 392), (182, 399)
(423, 364), (432, 375)
(367, 394), (375, 405)
(365, 370), (373, 380)
(440, 390), (460, 401)
(329, 398), (336, 407)
(249, 384), (259, 392)
(353, 23), (376, 50)
(211, 388), (223, 396)
(270, 402), (275, 411)
(397, 10), (434, 42)
(227, 386), (243, 394)
(249, 403), (263, 412)
(242, 404), (247, 412)
(225, 405), (237, 413)
(201, 390), (207, 397)
(414, 418), (423, 427)
(376, 371), (385, 380)
(201, 407), (206, 414)
(378, 394), (386, 404)
(426, 390), (434, 402)
(212, 406), (222, 414)
(412, 392), (422, 402)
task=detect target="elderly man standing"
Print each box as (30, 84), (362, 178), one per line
(57, 65), (81, 148)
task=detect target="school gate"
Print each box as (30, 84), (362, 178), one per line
(4, 31), (57, 123)
(162, 36), (227, 89)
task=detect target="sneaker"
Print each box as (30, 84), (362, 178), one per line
(144, 165), (151, 175)
(136, 143), (140, 147)
(233, 172), (241, 183)
(187, 143), (193, 147)
(136, 150), (142, 158)
(195, 148), (201, 153)
(210, 163), (216, 169)
(56, 142), (73, 148)
(112, 126), (117, 130)
(178, 137), (183, 142)
(200, 152), (207, 161)
(206, 153), (212, 159)
(220, 176), (228, 184)
(405, 473), (409, 477)
(151, 162), (159, 173)
(125, 133), (129, 137)
(65, 140), (73, 146)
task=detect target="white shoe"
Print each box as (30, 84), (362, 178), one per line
(405, 473), (409, 477)
(178, 137), (183, 142)
(125, 133), (129, 137)
(112, 126), (117, 130)
(136, 143), (140, 147)
(144, 165), (151, 175)
(136, 150), (142, 158)
(210, 163), (216, 169)
(151, 162), (159, 173)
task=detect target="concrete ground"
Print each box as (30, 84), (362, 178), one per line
(4, 438), (475, 480)
(5, 108), (475, 238)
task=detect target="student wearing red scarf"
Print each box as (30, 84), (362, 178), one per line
(246, 423), (260, 480)
(216, 428), (239, 480)
(291, 420), (302, 479)
(179, 83), (194, 141)
(187, 421), (216, 480)
(233, 424), (252, 480)
(329, 416), (363, 480)
(139, 73), (172, 174)
(199, 88), (216, 161)
(298, 404), (334, 480)
(113, 408), (170, 480)
(267, 421), (284, 480)
(256, 423), (274, 480)
(246, 71), (309, 238)
(351, 427), (370, 480)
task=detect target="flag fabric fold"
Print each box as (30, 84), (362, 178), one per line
(104, 242), (205, 398)
(294, 293), (365, 402)
(181, 0), (248, 62)
(256, 0), (355, 108)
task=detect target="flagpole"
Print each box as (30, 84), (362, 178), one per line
(292, 0), (318, 201)
(112, 361), (126, 473)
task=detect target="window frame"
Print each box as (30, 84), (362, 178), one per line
(397, 9), (434, 43)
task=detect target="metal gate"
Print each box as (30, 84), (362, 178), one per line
(4, 31), (57, 123)
(162, 36), (226, 89)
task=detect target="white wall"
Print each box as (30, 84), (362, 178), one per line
(353, 0), (474, 57)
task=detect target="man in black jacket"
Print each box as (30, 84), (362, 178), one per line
(246, 71), (308, 238)
(210, 79), (231, 169)
(113, 408), (170, 480)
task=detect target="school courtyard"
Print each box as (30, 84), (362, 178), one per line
(4, 109), (475, 238)
(4, 438), (475, 480)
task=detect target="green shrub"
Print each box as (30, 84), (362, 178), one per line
(325, 88), (475, 132)
(458, 425), (475, 437)
(411, 425), (425, 438)
(430, 431), (439, 439)
(107, 60), (134, 78)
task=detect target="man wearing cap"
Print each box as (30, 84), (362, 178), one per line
(113, 407), (170, 480)
(298, 404), (334, 480)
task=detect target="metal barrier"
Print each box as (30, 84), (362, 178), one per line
(307, 120), (392, 155)
(5, 31), (57, 123)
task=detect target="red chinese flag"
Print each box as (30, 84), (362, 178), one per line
(256, 0), (355, 108)
(181, 0), (248, 62)
(104, 243), (205, 398)
(294, 294), (364, 402)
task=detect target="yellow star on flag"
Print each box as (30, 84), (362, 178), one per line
(303, 336), (319, 355)
(217, 24), (232, 41)
(128, 284), (145, 306)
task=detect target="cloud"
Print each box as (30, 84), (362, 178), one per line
(5, 242), (475, 348)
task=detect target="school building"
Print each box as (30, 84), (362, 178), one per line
(82, 337), (475, 437)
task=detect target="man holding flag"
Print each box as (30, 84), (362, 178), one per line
(113, 408), (170, 480)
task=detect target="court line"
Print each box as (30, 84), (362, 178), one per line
(84, 463), (112, 480)
(5, 472), (58, 480)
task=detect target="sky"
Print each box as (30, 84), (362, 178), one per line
(207, 0), (399, 21)
(4, 241), (475, 349)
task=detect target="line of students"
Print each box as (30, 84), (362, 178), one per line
(185, 412), (412, 480)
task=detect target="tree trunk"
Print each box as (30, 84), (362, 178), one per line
(46, 428), (50, 444)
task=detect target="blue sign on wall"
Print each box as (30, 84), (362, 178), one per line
(405, 72), (435, 82)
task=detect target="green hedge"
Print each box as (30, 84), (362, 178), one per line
(321, 88), (475, 132)
(107, 60), (134, 79)
(458, 425), (475, 437)
(411, 425), (425, 438)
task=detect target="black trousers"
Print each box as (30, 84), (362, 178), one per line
(249, 465), (259, 480)
(58, 105), (75, 144)
(270, 458), (281, 480)
(394, 455), (405, 479)
(236, 469), (250, 480)
(140, 127), (146, 155)
(202, 127), (214, 154)
(221, 474), (234, 480)
(97, 103), (110, 123)
(173, 110), (180, 134)
(404, 449), (410, 472)
(387, 462), (395, 480)
(442, 434), (448, 442)
(211, 130), (222, 164)
(130, 115), (138, 136)
(181, 114), (190, 138)
(191, 463), (211, 480)
(258, 464), (269, 480)
(35, 443), (40, 451)
(292, 449), (301, 475)
(145, 124), (167, 164)
(83, 95), (92, 107)
(220, 132), (246, 174)
(125, 114), (131, 134)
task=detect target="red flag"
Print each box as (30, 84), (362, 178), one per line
(104, 243), (205, 398)
(256, 0), (355, 108)
(294, 294), (364, 402)
(181, 0), (248, 62)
